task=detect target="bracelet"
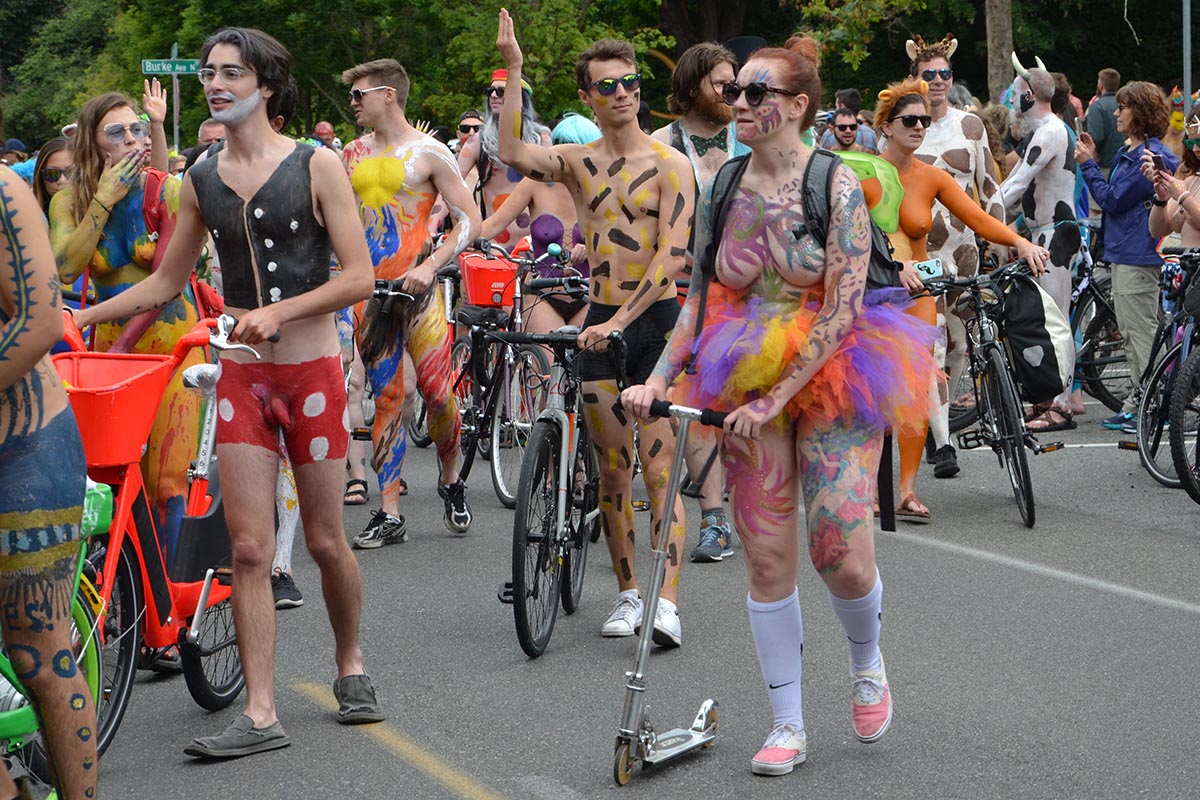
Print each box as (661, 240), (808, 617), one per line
(1179, 191), (1193, 207)
(91, 197), (112, 215)
(1152, 196), (1168, 207)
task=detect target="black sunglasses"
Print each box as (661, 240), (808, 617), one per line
(459, 123), (482, 134)
(40, 167), (66, 182)
(921, 68), (953, 81)
(890, 114), (932, 129)
(586, 73), (641, 96)
(722, 81), (799, 108)
(834, 123), (858, 132)
(486, 86), (505, 98)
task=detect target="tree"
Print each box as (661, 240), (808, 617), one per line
(985, 0), (1013, 103)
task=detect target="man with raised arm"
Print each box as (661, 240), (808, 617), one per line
(341, 58), (481, 545)
(495, 9), (695, 645)
(651, 41), (747, 564)
(0, 156), (97, 799)
(72, 27), (381, 758)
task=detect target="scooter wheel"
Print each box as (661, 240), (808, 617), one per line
(613, 738), (635, 786)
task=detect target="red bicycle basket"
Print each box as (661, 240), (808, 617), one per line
(458, 251), (517, 308)
(53, 352), (176, 467)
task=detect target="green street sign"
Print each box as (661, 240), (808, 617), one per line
(142, 59), (200, 75)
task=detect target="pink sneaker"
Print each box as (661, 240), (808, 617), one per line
(750, 724), (807, 776)
(851, 662), (893, 743)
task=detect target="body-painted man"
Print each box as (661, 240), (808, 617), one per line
(49, 91), (204, 559)
(496, 11), (695, 646)
(73, 27), (382, 757)
(457, 68), (551, 249)
(0, 162), (97, 800)
(341, 58), (481, 543)
(908, 33), (1005, 477)
(652, 41), (749, 564)
(1000, 61), (1081, 431)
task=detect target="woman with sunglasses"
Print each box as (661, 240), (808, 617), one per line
(31, 137), (72, 219)
(1146, 109), (1200, 249)
(623, 38), (937, 776)
(48, 90), (204, 560)
(870, 78), (1048, 521)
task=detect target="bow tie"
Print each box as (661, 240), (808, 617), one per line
(690, 128), (727, 156)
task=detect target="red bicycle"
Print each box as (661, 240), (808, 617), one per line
(55, 314), (250, 754)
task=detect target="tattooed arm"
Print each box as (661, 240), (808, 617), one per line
(495, 10), (571, 184)
(0, 168), (64, 391)
(578, 151), (695, 350)
(725, 163), (869, 440)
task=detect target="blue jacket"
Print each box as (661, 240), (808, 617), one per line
(1081, 137), (1179, 266)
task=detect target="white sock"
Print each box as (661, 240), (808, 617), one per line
(747, 589), (804, 732)
(828, 570), (883, 674)
(272, 442), (299, 575)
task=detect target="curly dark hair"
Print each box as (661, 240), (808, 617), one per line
(1115, 81), (1171, 141)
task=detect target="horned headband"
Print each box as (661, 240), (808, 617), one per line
(1010, 52), (1048, 80)
(905, 33), (957, 63)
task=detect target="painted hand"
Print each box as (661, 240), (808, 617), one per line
(96, 150), (149, 206)
(619, 381), (666, 421)
(143, 78), (168, 125)
(725, 395), (782, 441)
(496, 8), (524, 69)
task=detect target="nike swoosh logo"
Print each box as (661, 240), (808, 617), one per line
(768, 681), (794, 690)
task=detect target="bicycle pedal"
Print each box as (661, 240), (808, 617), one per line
(1117, 439), (1139, 451)
(214, 566), (234, 585)
(956, 430), (985, 450)
(351, 426), (372, 441)
(631, 500), (650, 512)
(1034, 441), (1064, 454)
(497, 581), (514, 605)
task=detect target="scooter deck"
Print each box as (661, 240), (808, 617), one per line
(641, 727), (716, 765)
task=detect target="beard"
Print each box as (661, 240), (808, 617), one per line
(693, 89), (733, 126)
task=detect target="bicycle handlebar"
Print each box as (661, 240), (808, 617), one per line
(526, 275), (588, 292)
(924, 259), (1032, 296)
(646, 399), (728, 428)
(1162, 247), (1200, 256)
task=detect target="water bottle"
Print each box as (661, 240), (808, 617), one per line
(82, 479), (112, 536)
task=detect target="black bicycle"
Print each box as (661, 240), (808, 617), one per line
(926, 260), (1063, 527)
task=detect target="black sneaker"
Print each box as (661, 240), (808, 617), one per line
(438, 481), (472, 533)
(924, 430), (937, 464)
(932, 445), (960, 479)
(271, 571), (304, 609)
(353, 509), (408, 549)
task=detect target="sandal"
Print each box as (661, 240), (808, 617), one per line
(896, 493), (931, 523)
(399, 478), (408, 496)
(344, 479), (369, 506)
(1024, 402), (1052, 423)
(1027, 405), (1077, 433)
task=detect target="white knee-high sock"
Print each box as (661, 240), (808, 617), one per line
(747, 589), (804, 732)
(273, 440), (300, 574)
(828, 570), (883, 674)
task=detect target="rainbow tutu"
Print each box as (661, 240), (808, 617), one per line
(674, 284), (937, 433)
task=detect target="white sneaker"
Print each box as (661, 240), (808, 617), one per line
(601, 590), (643, 637)
(636, 597), (682, 647)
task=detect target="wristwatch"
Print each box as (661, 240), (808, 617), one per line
(1151, 196), (1168, 207)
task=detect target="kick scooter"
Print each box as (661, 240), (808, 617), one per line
(612, 399), (726, 786)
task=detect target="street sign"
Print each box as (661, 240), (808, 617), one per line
(141, 59), (200, 75)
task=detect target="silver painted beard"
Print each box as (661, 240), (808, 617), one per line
(210, 89), (262, 126)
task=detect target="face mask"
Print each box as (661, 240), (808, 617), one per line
(1019, 91), (1035, 114)
(210, 89), (262, 126)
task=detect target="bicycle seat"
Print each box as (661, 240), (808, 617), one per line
(456, 305), (510, 330)
(555, 325), (582, 336)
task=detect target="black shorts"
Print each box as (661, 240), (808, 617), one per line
(536, 290), (587, 321)
(578, 299), (679, 384)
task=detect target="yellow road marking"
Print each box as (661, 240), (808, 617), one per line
(292, 682), (505, 800)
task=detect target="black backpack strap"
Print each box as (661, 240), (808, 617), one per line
(687, 155), (750, 372)
(800, 148), (838, 247)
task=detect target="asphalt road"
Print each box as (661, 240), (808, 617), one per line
(91, 394), (1200, 799)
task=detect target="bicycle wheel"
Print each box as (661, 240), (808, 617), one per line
(1169, 345), (1200, 504)
(562, 419), (599, 615)
(1137, 342), (1183, 488)
(491, 345), (550, 508)
(451, 337), (477, 456)
(984, 347), (1035, 527)
(948, 359), (979, 433)
(22, 589), (104, 784)
(409, 390), (432, 448)
(512, 420), (563, 658)
(91, 537), (140, 756)
(180, 595), (244, 711)
(1079, 303), (1132, 413)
